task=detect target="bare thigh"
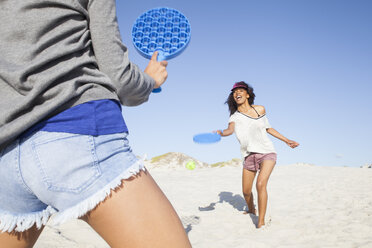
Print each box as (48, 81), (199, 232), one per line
(0, 225), (43, 248)
(81, 169), (191, 248)
(256, 159), (276, 188)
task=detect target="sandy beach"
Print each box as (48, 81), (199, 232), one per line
(34, 158), (372, 248)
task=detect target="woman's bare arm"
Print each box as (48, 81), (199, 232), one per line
(266, 128), (299, 148)
(216, 122), (235, 137)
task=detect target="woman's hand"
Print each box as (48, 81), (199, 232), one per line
(215, 130), (223, 135)
(144, 51), (168, 89)
(214, 122), (235, 137)
(286, 140), (299, 148)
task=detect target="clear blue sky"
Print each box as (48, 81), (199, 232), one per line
(115, 0), (372, 167)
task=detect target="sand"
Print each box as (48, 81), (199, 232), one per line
(34, 164), (372, 248)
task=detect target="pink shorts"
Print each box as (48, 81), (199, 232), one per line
(243, 153), (277, 171)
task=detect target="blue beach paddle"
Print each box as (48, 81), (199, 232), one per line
(132, 7), (191, 93)
(193, 132), (221, 144)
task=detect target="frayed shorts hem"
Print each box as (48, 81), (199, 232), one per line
(0, 206), (56, 233)
(51, 159), (146, 226)
(0, 159), (146, 233)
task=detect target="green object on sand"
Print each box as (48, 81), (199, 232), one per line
(186, 160), (196, 170)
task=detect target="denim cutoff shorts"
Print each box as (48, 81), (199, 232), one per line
(0, 131), (145, 233)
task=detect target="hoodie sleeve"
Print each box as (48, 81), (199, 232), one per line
(87, 0), (155, 106)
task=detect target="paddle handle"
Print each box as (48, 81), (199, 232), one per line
(151, 50), (166, 93)
(157, 51), (166, 61)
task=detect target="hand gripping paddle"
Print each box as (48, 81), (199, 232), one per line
(132, 7), (191, 93)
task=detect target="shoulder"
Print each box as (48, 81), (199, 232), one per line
(252, 105), (266, 115)
(229, 111), (240, 121)
(229, 111), (238, 120)
(231, 111), (240, 117)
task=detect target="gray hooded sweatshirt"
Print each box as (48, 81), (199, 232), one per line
(0, 0), (155, 150)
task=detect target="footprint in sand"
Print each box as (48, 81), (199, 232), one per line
(180, 215), (201, 234)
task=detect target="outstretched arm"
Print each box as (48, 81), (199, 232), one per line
(216, 122), (235, 137)
(266, 128), (299, 148)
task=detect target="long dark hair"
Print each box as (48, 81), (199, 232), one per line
(225, 81), (255, 116)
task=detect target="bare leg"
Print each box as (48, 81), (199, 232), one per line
(242, 168), (257, 214)
(81, 169), (191, 248)
(256, 160), (276, 228)
(0, 225), (44, 248)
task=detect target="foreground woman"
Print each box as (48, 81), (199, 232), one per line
(0, 1), (191, 247)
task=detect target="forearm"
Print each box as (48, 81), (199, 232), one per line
(266, 128), (289, 143)
(219, 129), (233, 136)
(216, 122), (235, 136)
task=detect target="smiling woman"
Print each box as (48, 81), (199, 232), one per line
(226, 81), (256, 116)
(216, 81), (299, 228)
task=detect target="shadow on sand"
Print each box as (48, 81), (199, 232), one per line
(198, 191), (258, 226)
(198, 191), (246, 212)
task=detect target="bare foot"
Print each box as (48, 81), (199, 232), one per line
(257, 222), (265, 228)
(243, 209), (257, 215)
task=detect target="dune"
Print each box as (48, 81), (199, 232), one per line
(34, 154), (372, 247)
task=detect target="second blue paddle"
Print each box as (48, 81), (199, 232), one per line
(132, 7), (191, 93)
(193, 132), (221, 144)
